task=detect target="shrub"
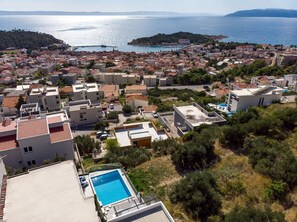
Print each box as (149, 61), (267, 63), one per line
(170, 171), (221, 220)
(75, 135), (100, 155)
(122, 104), (132, 114)
(225, 206), (285, 222)
(264, 180), (288, 202)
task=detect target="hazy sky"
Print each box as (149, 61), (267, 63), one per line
(1, 0), (297, 14)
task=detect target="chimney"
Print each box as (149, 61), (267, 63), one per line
(2, 118), (12, 127)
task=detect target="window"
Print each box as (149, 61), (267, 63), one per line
(80, 113), (83, 118)
(56, 96), (59, 99)
(27, 160), (36, 166)
(24, 147), (33, 153)
(56, 101), (59, 104)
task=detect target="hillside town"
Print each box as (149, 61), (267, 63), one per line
(1, 39), (297, 222)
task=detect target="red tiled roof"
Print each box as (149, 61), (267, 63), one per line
(0, 135), (18, 151)
(126, 85), (147, 91)
(50, 123), (72, 143)
(126, 95), (148, 102)
(18, 118), (48, 139)
(2, 96), (26, 109)
(143, 105), (158, 112)
(47, 116), (62, 125)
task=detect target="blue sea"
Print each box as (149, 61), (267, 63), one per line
(1, 15), (297, 52)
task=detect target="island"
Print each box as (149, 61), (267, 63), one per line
(128, 32), (227, 47)
(0, 30), (68, 50)
(226, 8), (297, 18)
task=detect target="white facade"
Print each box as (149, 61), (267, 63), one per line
(96, 73), (136, 85)
(64, 100), (103, 126)
(29, 87), (61, 111)
(72, 83), (100, 104)
(143, 75), (157, 87)
(0, 112), (74, 170)
(226, 86), (283, 112)
(284, 74), (297, 91)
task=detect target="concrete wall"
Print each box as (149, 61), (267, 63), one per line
(228, 93), (282, 112)
(1, 148), (23, 170)
(70, 107), (102, 126)
(18, 135), (74, 168)
(127, 99), (148, 111)
(43, 95), (60, 111)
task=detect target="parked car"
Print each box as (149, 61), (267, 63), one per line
(96, 131), (107, 138)
(100, 133), (109, 140)
(109, 103), (114, 109)
(151, 111), (158, 118)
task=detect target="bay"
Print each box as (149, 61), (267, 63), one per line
(0, 15), (297, 52)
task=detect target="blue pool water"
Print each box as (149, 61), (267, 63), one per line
(219, 103), (228, 108)
(91, 170), (131, 206)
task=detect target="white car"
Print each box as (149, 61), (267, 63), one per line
(151, 111), (158, 118)
(109, 103), (114, 109)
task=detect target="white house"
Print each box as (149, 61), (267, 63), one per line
(0, 111), (74, 170)
(226, 85), (283, 112)
(72, 83), (100, 104)
(64, 100), (102, 126)
(29, 87), (61, 111)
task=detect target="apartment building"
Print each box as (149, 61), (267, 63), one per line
(49, 73), (77, 85)
(143, 75), (157, 87)
(64, 100), (102, 127)
(226, 85), (283, 112)
(29, 87), (61, 111)
(95, 73), (136, 85)
(0, 111), (74, 170)
(125, 85), (147, 95)
(72, 83), (100, 104)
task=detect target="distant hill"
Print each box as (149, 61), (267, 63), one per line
(226, 9), (297, 18)
(128, 32), (227, 47)
(0, 30), (65, 50)
(0, 11), (216, 16)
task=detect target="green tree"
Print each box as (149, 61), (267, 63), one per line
(74, 135), (100, 155)
(15, 95), (26, 110)
(170, 171), (221, 220)
(94, 121), (109, 131)
(122, 104), (132, 114)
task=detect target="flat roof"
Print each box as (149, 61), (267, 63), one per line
(129, 130), (151, 140)
(115, 122), (168, 147)
(4, 161), (98, 222)
(231, 86), (283, 97)
(175, 105), (224, 127)
(118, 205), (171, 222)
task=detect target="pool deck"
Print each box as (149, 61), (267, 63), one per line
(89, 169), (141, 221)
(4, 161), (98, 222)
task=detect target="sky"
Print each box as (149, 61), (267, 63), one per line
(1, 0), (297, 14)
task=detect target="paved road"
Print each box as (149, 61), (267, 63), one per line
(148, 85), (210, 92)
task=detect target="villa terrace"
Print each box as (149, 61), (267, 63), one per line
(114, 122), (169, 148)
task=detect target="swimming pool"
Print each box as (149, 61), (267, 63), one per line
(91, 170), (132, 206)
